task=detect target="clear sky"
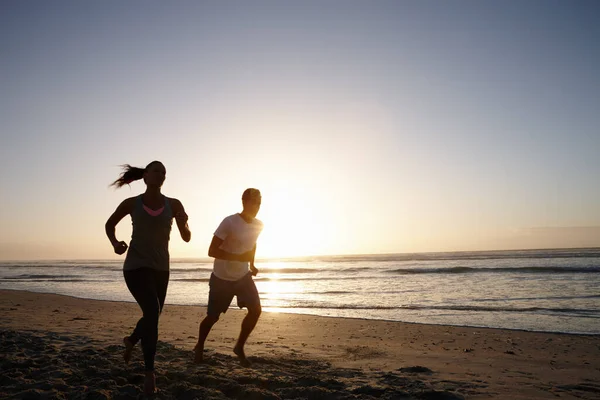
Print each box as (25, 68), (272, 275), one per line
(1, 1), (599, 260)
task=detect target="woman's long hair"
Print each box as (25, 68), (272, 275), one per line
(110, 161), (162, 188)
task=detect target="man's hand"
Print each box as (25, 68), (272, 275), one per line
(112, 241), (128, 255)
(250, 264), (259, 276)
(238, 249), (254, 262)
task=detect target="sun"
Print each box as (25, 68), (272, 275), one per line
(255, 186), (331, 259)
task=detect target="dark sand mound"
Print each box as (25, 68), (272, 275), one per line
(1, 330), (470, 399)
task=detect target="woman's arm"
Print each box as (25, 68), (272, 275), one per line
(105, 198), (134, 255)
(170, 198), (191, 242)
(208, 236), (254, 262)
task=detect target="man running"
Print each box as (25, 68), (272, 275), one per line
(194, 188), (263, 367)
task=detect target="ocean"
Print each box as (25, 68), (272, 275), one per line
(1, 248), (599, 335)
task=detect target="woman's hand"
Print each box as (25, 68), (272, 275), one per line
(112, 241), (128, 255)
(250, 264), (259, 276)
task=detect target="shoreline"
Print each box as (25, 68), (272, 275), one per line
(2, 289), (600, 399)
(2, 287), (598, 337)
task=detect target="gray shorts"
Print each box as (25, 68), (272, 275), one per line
(207, 272), (260, 317)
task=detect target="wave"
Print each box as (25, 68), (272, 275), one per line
(0, 265), (321, 274)
(173, 265), (600, 275)
(169, 267), (213, 273)
(273, 248), (600, 263)
(171, 276), (382, 282)
(171, 267), (372, 274)
(402, 305), (600, 315)
(0, 264), (121, 272)
(0, 279), (109, 283)
(173, 267), (321, 274)
(265, 304), (600, 316)
(2, 274), (82, 280)
(475, 294), (600, 302)
(387, 266), (600, 275)
(259, 290), (353, 296)
(1, 275), (380, 283)
(250, 267), (320, 274)
(3, 263), (599, 276)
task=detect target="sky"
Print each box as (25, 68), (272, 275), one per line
(1, 1), (599, 260)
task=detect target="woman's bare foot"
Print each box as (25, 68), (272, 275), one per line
(233, 345), (251, 367)
(143, 371), (156, 395)
(123, 336), (134, 364)
(193, 343), (204, 364)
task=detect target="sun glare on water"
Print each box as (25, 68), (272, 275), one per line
(256, 263), (308, 309)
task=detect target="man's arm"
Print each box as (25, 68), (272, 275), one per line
(249, 244), (258, 276)
(208, 236), (254, 262)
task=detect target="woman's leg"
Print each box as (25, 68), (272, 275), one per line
(123, 268), (161, 371)
(156, 270), (170, 315)
(124, 269), (147, 346)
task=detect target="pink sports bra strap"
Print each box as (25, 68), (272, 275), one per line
(143, 204), (165, 216)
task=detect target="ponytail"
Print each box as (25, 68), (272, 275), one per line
(110, 160), (163, 188)
(110, 164), (145, 188)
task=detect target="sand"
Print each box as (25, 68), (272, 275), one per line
(1, 289), (599, 399)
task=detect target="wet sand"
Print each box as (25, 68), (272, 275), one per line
(1, 289), (599, 399)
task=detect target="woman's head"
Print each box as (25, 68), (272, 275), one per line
(111, 161), (166, 188)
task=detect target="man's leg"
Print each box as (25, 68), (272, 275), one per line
(234, 274), (262, 366)
(194, 273), (234, 363)
(234, 302), (261, 367)
(194, 314), (219, 363)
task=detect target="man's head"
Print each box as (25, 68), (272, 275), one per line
(242, 188), (261, 218)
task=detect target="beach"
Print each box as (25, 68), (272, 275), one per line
(1, 289), (599, 399)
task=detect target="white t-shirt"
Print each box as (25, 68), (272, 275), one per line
(212, 213), (263, 281)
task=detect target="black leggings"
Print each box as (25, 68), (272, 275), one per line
(123, 268), (169, 371)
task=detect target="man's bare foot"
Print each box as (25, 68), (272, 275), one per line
(123, 336), (134, 364)
(233, 345), (251, 367)
(193, 343), (204, 364)
(143, 371), (156, 396)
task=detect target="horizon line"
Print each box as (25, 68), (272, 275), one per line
(1, 246), (599, 263)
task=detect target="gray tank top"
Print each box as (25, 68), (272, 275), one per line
(123, 195), (173, 271)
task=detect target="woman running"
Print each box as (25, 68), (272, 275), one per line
(105, 160), (191, 395)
